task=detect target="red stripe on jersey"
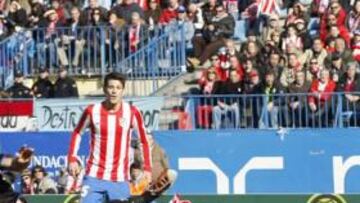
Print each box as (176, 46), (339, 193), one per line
(111, 107), (123, 181)
(96, 105), (109, 179)
(132, 106), (151, 172)
(86, 107), (96, 175)
(262, 0), (270, 13)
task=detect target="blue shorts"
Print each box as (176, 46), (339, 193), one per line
(81, 176), (130, 203)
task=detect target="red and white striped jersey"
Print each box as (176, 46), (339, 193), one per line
(257, 0), (278, 16)
(68, 101), (151, 182)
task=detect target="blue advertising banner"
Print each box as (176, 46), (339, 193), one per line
(1, 129), (360, 194)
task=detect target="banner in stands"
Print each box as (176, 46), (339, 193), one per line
(2, 129), (360, 194)
(35, 97), (164, 131)
(0, 116), (37, 132)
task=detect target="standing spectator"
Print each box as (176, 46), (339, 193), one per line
(7, 0), (28, 31)
(32, 68), (54, 98)
(288, 71), (311, 127)
(28, 0), (46, 27)
(32, 165), (58, 194)
(347, 0), (360, 35)
(337, 62), (360, 126)
(301, 37), (328, 67)
(82, 0), (108, 24)
(212, 69), (243, 129)
(52, 0), (67, 24)
(191, 3), (234, 66)
(112, 0), (144, 23)
(127, 12), (148, 54)
(20, 169), (34, 195)
(56, 6), (86, 68)
(173, 6), (195, 51)
(158, 0), (180, 24)
(6, 70), (32, 98)
(243, 69), (262, 128)
(201, 0), (217, 25)
(187, 3), (204, 45)
(53, 67), (79, 98)
(144, 0), (162, 27)
(308, 68), (337, 127)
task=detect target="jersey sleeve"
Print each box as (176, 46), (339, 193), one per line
(131, 106), (152, 172)
(68, 105), (91, 163)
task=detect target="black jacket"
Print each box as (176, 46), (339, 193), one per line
(112, 3), (144, 24)
(53, 77), (79, 98)
(6, 83), (32, 98)
(32, 78), (54, 98)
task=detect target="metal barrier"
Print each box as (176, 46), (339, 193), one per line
(0, 24), (186, 90)
(160, 92), (360, 130)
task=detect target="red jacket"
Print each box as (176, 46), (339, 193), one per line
(320, 25), (351, 46)
(308, 79), (336, 105)
(159, 8), (178, 24)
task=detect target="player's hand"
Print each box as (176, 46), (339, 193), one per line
(144, 171), (152, 183)
(68, 161), (80, 176)
(11, 146), (33, 171)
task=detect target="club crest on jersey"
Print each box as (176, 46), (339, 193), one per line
(119, 118), (126, 127)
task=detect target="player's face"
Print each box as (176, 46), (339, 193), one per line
(104, 79), (124, 105)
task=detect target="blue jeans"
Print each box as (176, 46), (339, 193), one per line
(81, 176), (130, 203)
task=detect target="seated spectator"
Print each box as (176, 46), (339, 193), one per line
(7, 0), (28, 32)
(225, 39), (241, 59)
(20, 169), (34, 194)
(347, 0), (360, 35)
(280, 53), (303, 88)
(261, 14), (283, 43)
(172, 6), (195, 51)
(56, 6), (86, 68)
(6, 70), (32, 98)
(288, 71), (311, 127)
(158, 0), (180, 24)
(65, 159), (84, 194)
(229, 56), (245, 80)
(82, 0), (108, 24)
(310, 0), (329, 17)
(320, 14), (351, 45)
(328, 53), (346, 83)
(325, 37), (354, 67)
(112, 0), (144, 24)
(32, 68), (53, 98)
(191, 4), (235, 66)
(212, 69), (243, 129)
(308, 68), (337, 127)
(306, 58), (323, 82)
(281, 24), (303, 53)
(300, 37), (328, 67)
(259, 70), (283, 128)
(286, 2), (309, 26)
(53, 67), (79, 98)
(265, 52), (283, 80)
(328, 1), (347, 26)
(145, 0), (162, 28)
(351, 31), (360, 61)
(201, 0), (217, 25)
(239, 40), (263, 67)
(337, 62), (360, 126)
(32, 165), (58, 194)
(295, 18), (312, 49)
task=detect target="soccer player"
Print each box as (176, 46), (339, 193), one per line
(67, 72), (152, 202)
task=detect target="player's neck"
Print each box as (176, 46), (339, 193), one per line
(103, 101), (122, 112)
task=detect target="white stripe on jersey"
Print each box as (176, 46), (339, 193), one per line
(103, 114), (116, 180)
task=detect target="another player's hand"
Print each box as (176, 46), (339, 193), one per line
(68, 161), (80, 176)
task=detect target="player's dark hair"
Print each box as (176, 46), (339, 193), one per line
(104, 72), (126, 88)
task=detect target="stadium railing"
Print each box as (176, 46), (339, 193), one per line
(163, 92), (360, 130)
(0, 23), (186, 90)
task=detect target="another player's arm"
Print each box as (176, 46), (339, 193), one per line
(0, 146), (33, 172)
(68, 106), (91, 169)
(132, 106), (152, 180)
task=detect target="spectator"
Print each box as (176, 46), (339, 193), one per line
(82, 0), (108, 24)
(320, 14), (351, 45)
(212, 69), (243, 129)
(0, 13), (9, 41)
(158, 0), (180, 24)
(325, 37), (354, 67)
(20, 169), (34, 195)
(265, 52), (283, 80)
(229, 56), (245, 80)
(32, 68), (54, 98)
(261, 14), (283, 43)
(337, 62), (360, 126)
(352, 31), (360, 61)
(328, 53), (346, 83)
(280, 53), (303, 88)
(56, 6), (86, 68)
(243, 69), (262, 128)
(328, 1), (347, 26)
(129, 162), (150, 196)
(53, 67), (79, 98)
(295, 18), (312, 49)
(191, 3), (235, 66)
(307, 58), (323, 82)
(127, 12), (148, 54)
(240, 40), (263, 67)
(144, 0), (162, 27)
(301, 37), (328, 67)
(347, 0), (360, 35)
(201, 0), (217, 25)
(6, 70), (32, 98)
(308, 68), (337, 127)
(57, 167), (68, 194)
(32, 165), (58, 194)
(286, 2), (309, 26)
(259, 70), (283, 128)
(52, 0), (67, 24)
(281, 24), (303, 53)
(112, 0), (144, 24)
(65, 159), (84, 194)
(288, 71), (311, 127)
(187, 3), (204, 38)
(28, 0), (46, 27)
(7, 0), (28, 31)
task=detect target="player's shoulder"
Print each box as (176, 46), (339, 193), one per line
(84, 103), (97, 114)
